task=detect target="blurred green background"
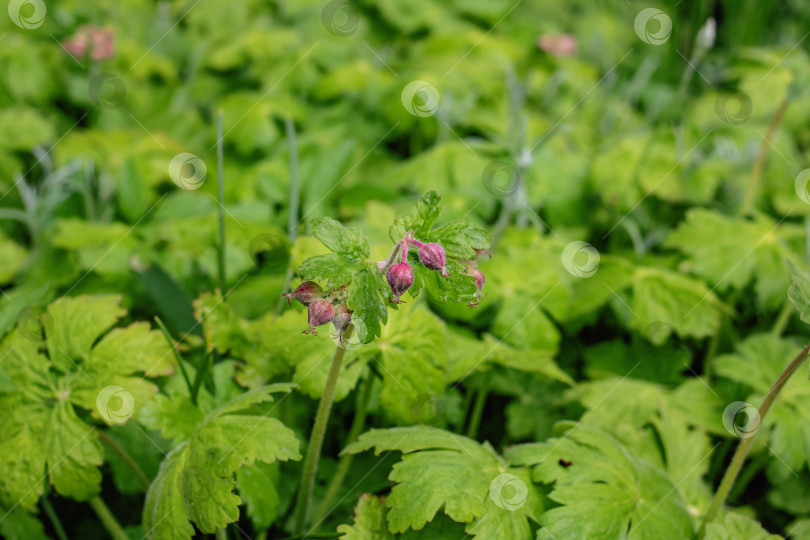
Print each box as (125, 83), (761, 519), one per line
(4, 0), (810, 538)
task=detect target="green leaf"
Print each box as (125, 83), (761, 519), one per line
(714, 334), (810, 472)
(85, 322), (175, 378)
(311, 216), (370, 263)
(46, 402), (104, 501)
(344, 426), (538, 538)
(787, 260), (810, 324)
(631, 267), (723, 339)
(237, 461), (280, 530)
(143, 444), (196, 540)
(389, 191), (443, 241)
(414, 258), (478, 305)
(506, 423), (693, 540)
(298, 253), (356, 286)
(337, 494), (396, 540)
(46, 295), (126, 371)
(666, 209), (791, 309)
(0, 414), (47, 509)
(428, 220), (492, 258)
(142, 385), (300, 539)
(0, 295), (171, 507)
(361, 305), (448, 424)
(348, 267), (389, 343)
(0, 234), (28, 284)
(705, 512), (782, 540)
(0, 504), (49, 540)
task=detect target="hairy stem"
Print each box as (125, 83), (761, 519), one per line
(96, 429), (151, 491)
(313, 373), (375, 523)
(739, 98), (789, 215)
(698, 342), (810, 538)
(381, 240), (406, 274)
(294, 327), (353, 534)
(88, 496), (128, 540)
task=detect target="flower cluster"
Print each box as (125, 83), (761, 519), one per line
(283, 281), (351, 338)
(283, 231), (490, 339)
(377, 232), (488, 306)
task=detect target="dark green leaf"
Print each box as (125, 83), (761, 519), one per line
(311, 217), (370, 263)
(389, 191), (443, 241)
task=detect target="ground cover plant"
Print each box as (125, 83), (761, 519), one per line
(3, 0), (810, 539)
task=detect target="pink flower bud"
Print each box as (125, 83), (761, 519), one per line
(283, 281), (323, 306)
(386, 263), (414, 303)
(303, 299), (335, 335)
(472, 268), (486, 295)
(375, 260), (387, 273)
(418, 243), (447, 277)
(331, 304), (352, 333)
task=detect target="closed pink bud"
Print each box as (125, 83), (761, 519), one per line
(303, 299), (335, 335)
(386, 263), (414, 303)
(283, 281), (323, 306)
(418, 243), (447, 277)
(332, 304), (352, 332)
(472, 268), (486, 294)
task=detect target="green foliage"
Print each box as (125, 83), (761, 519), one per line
(1, 0), (809, 537)
(0, 296), (172, 508)
(142, 384), (300, 538)
(344, 426), (540, 539)
(507, 422), (693, 540)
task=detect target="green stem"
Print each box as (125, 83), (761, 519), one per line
(466, 388), (488, 439)
(96, 429), (151, 491)
(739, 97), (789, 215)
(216, 110), (227, 297)
(727, 451), (768, 502)
(294, 327), (353, 534)
(698, 342), (810, 538)
(155, 316), (194, 404)
(276, 116), (301, 315)
(88, 496), (128, 540)
(771, 301), (793, 337)
(314, 373), (375, 523)
(40, 495), (68, 540)
(704, 290), (739, 376)
(216, 528), (227, 540)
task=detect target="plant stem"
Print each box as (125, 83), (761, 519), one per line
(727, 451), (768, 502)
(771, 300), (793, 337)
(96, 429), (151, 491)
(216, 110), (227, 297)
(466, 388), (488, 439)
(313, 373), (375, 523)
(704, 290), (739, 376)
(41, 495), (68, 540)
(88, 496), (129, 540)
(155, 316), (195, 403)
(381, 240), (406, 274)
(698, 342), (810, 538)
(276, 116), (301, 315)
(215, 528), (227, 540)
(739, 97), (789, 215)
(294, 327), (353, 534)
